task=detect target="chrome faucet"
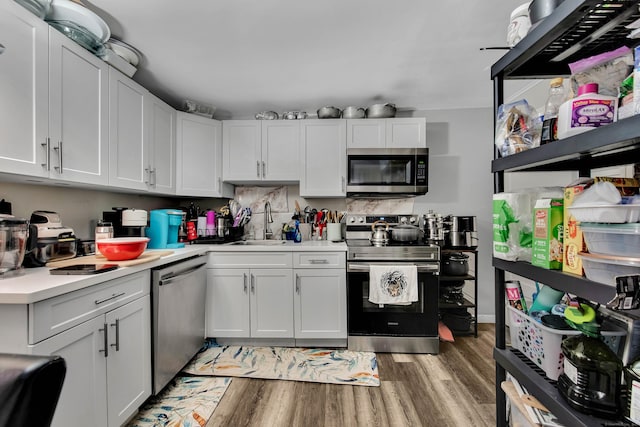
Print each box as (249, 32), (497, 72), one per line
(264, 201), (273, 240)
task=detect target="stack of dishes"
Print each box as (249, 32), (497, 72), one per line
(44, 0), (110, 56)
(100, 37), (142, 77)
(101, 38), (142, 77)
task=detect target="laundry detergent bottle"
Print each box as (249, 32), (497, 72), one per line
(557, 83), (617, 140)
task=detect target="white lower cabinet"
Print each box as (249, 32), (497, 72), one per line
(29, 272), (151, 427)
(206, 251), (347, 342)
(293, 268), (347, 339)
(206, 267), (294, 339)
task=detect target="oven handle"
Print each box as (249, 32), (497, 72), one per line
(347, 262), (439, 274)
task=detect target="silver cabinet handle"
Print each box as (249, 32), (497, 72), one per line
(262, 161), (266, 178)
(41, 138), (50, 170)
(110, 318), (120, 351)
(95, 292), (126, 305)
(152, 168), (157, 186)
(243, 273), (248, 293)
(309, 259), (329, 264)
(250, 274), (255, 293)
(256, 161), (261, 178)
(53, 141), (63, 172)
(144, 167), (151, 185)
(295, 274), (300, 294)
(0, 43), (5, 55)
(342, 176), (346, 192)
(99, 323), (109, 357)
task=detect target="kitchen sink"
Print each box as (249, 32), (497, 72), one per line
(230, 240), (286, 245)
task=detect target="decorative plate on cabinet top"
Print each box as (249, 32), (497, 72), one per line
(45, 0), (110, 43)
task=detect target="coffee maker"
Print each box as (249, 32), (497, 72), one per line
(146, 209), (185, 249)
(102, 208), (148, 237)
(445, 215), (478, 249)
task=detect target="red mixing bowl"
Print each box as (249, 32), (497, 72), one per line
(96, 237), (149, 261)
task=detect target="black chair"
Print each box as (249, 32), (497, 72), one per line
(0, 354), (66, 427)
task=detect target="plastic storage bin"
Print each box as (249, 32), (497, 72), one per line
(567, 204), (640, 223)
(581, 222), (640, 257)
(508, 305), (625, 380)
(579, 252), (640, 286)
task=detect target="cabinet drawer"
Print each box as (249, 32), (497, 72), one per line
(294, 252), (345, 269)
(30, 271), (150, 344)
(208, 252), (292, 268)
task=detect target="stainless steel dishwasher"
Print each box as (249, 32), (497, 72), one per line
(151, 254), (207, 394)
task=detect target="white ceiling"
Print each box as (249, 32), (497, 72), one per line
(85, 0), (526, 119)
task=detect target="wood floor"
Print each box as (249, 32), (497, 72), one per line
(206, 324), (496, 427)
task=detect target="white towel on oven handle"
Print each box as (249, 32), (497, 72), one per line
(368, 264), (418, 306)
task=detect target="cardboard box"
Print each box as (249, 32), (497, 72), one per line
(563, 182), (589, 275)
(563, 177), (640, 275)
(532, 198), (564, 270)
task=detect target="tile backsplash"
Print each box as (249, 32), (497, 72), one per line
(233, 185), (415, 239)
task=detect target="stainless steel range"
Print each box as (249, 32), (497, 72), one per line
(345, 214), (440, 354)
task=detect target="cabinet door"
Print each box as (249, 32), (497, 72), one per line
(250, 268), (294, 338)
(222, 120), (261, 181)
(108, 67), (148, 190)
(299, 120), (347, 197)
(48, 27), (108, 185)
(294, 269), (347, 339)
(262, 121), (299, 181)
(176, 113), (232, 197)
(106, 297), (151, 427)
(206, 269), (251, 338)
(30, 316), (108, 427)
(385, 118), (426, 148)
(0, 4), (48, 177)
(146, 94), (176, 194)
(346, 119), (386, 148)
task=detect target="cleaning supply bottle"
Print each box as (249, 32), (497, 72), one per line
(540, 78), (566, 144)
(557, 83), (617, 140)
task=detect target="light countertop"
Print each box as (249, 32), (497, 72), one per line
(0, 241), (347, 304)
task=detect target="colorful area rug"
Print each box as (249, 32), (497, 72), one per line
(126, 376), (231, 427)
(183, 345), (380, 387)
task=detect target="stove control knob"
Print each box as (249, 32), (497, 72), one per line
(409, 217), (416, 224)
(400, 217), (408, 224)
(348, 217), (355, 223)
(358, 217), (365, 223)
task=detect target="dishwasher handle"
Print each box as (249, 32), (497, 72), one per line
(159, 263), (206, 286)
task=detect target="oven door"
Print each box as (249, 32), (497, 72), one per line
(347, 262), (439, 337)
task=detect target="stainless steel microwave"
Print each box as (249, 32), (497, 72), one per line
(346, 148), (428, 197)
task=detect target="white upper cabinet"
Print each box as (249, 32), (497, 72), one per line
(108, 70), (176, 193)
(346, 118), (426, 149)
(176, 112), (233, 197)
(0, 4), (108, 185)
(299, 120), (346, 197)
(0, 4), (49, 177)
(108, 68), (148, 190)
(48, 27), (109, 185)
(222, 120), (299, 183)
(146, 94), (176, 194)
(346, 119), (386, 148)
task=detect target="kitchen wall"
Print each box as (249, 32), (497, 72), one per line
(0, 182), (184, 239)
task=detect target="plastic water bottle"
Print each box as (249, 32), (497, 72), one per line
(540, 78), (566, 144)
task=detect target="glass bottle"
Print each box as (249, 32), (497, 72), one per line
(558, 332), (623, 417)
(540, 77), (566, 144)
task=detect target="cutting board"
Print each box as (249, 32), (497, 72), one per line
(46, 250), (174, 268)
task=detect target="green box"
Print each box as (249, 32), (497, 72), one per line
(531, 198), (564, 269)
